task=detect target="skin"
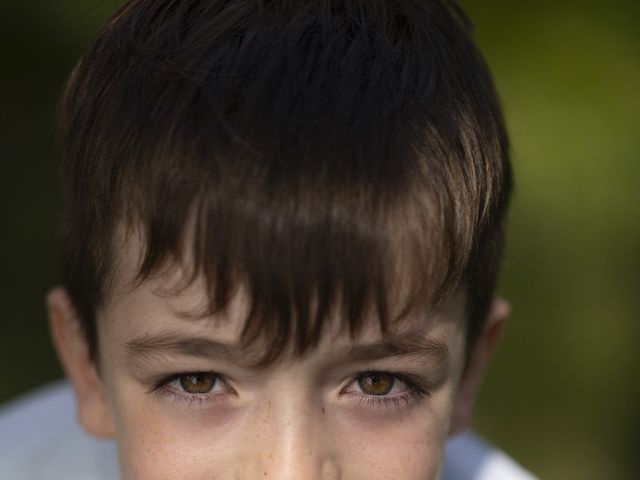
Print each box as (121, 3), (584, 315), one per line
(48, 238), (508, 480)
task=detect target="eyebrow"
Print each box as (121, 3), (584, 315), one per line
(332, 331), (449, 368)
(124, 329), (449, 370)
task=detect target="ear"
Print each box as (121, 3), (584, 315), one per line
(449, 296), (510, 436)
(47, 287), (115, 438)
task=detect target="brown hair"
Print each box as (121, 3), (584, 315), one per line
(57, 0), (512, 366)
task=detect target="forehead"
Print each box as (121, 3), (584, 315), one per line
(100, 224), (468, 364)
(101, 275), (468, 373)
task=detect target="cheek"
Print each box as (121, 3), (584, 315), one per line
(108, 377), (456, 480)
(114, 405), (449, 480)
(332, 392), (451, 480)
(357, 433), (443, 479)
(111, 384), (239, 479)
(115, 404), (193, 478)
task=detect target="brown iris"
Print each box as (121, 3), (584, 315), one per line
(179, 374), (217, 394)
(358, 372), (394, 395)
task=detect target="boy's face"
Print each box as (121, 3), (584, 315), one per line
(49, 237), (506, 480)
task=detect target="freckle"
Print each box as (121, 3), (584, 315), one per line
(264, 472), (268, 476)
(322, 407), (325, 414)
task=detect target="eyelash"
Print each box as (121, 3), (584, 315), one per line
(149, 371), (431, 411)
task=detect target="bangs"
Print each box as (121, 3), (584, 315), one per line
(119, 144), (466, 368)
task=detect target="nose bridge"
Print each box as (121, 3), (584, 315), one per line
(244, 383), (340, 479)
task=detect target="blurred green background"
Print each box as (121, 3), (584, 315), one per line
(1, 1), (638, 478)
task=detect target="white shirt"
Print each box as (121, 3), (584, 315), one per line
(0, 382), (536, 480)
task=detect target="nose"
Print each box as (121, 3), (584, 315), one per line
(240, 395), (341, 480)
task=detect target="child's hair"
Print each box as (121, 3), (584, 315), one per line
(57, 0), (511, 366)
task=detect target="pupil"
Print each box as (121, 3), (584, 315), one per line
(359, 373), (393, 395)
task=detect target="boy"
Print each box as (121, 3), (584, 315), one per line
(0, 0), (535, 478)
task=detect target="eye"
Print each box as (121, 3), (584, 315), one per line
(342, 371), (431, 411)
(150, 372), (233, 407)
